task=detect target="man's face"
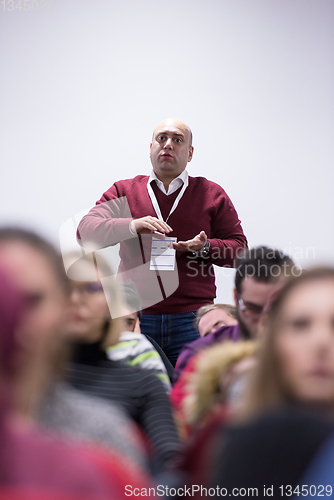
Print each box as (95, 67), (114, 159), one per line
(198, 308), (238, 337)
(150, 118), (193, 183)
(234, 276), (281, 338)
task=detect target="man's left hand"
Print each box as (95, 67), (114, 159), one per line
(172, 231), (207, 252)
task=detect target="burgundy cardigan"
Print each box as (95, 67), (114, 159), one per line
(77, 175), (247, 314)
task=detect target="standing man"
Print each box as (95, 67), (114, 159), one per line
(77, 118), (247, 365)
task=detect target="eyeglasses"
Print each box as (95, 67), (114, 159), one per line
(70, 283), (104, 296)
(237, 296), (264, 316)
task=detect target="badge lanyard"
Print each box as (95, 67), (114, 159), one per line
(147, 172), (188, 272)
(147, 171), (189, 225)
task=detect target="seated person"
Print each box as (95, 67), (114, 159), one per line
(179, 267), (334, 495)
(196, 303), (237, 337)
(174, 246), (295, 383)
(177, 340), (257, 438)
(63, 251), (180, 473)
(106, 282), (171, 391)
(0, 228), (149, 470)
(0, 240), (151, 499)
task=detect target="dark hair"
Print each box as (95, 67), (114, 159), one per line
(121, 281), (142, 319)
(0, 227), (68, 289)
(234, 246), (295, 295)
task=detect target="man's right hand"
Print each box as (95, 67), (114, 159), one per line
(129, 216), (173, 237)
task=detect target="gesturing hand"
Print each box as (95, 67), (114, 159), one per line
(129, 216), (173, 238)
(172, 231), (207, 252)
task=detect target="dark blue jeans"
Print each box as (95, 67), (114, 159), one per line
(140, 312), (200, 367)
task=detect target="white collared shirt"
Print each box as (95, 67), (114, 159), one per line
(149, 169), (187, 195)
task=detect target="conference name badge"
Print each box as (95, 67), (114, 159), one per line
(150, 237), (177, 271)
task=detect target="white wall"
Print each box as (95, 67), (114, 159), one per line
(1, 0), (333, 303)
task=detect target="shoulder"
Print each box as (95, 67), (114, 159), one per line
(100, 175), (149, 200)
(179, 330), (224, 357)
(212, 323), (241, 341)
(188, 176), (228, 196)
(177, 336), (207, 364)
(107, 333), (157, 360)
(114, 175), (149, 190)
(119, 331), (144, 342)
(59, 383), (127, 418)
(41, 383), (127, 425)
(104, 358), (162, 384)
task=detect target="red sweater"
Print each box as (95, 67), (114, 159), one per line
(77, 175), (247, 314)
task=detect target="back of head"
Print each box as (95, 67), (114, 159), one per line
(120, 281), (142, 318)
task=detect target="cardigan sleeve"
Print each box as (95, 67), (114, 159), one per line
(206, 187), (248, 268)
(77, 183), (134, 249)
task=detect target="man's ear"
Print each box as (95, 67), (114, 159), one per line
(188, 146), (194, 162)
(233, 288), (238, 306)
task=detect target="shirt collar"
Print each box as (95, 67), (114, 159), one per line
(149, 169), (187, 195)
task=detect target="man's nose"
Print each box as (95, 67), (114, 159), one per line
(164, 137), (173, 148)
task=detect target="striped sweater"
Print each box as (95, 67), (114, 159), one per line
(67, 341), (180, 471)
(106, 332), (171, 392)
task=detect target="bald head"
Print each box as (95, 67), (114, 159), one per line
(150, 118), (194, 186)
(152, 118), (193, 147)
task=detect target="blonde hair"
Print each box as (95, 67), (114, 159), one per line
(196, 303), (237, 328)
(183, 340), (258, 428)
(240, 267), (334, 421)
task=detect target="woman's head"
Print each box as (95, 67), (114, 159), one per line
(0, 227), (69, 415)
(63, 251), (123, 347)
(0, 228), (68, 363)
(243, 267), (334, 418)
(196, 304), (238, 337)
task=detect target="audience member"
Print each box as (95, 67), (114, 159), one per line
(64, 251), (180, 472)
(179, 341), (257, 438)
(0, 253), (151, 499)
(173, 246), (295, 382)
(122, 281), (175, 380)
(77, 117), (247, 365)
(106, 281), (172, 391)
(196, 303), (237, 337)
(195, 267), (334, 497)
(0, 228), (148, 470)
(240, 266), (334, 419)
